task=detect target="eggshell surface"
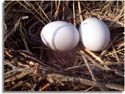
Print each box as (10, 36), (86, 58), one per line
(79, 17), (110, 51)
(41, 21), (79, 51)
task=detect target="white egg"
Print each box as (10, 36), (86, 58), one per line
(79, 17), (110, 51)
(41, 21), (79, 51)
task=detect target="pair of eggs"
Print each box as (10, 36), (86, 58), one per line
(41, 17), (110, 52)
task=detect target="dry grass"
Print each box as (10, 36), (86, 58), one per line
(4, 1), (124, 91)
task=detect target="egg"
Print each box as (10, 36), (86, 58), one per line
(79, 17), (110, 51)
(41, 21), (79, 51)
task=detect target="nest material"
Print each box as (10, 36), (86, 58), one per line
(4, 1), (124, 91)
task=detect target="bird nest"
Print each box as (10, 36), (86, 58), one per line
(4, 1), (124, 91)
